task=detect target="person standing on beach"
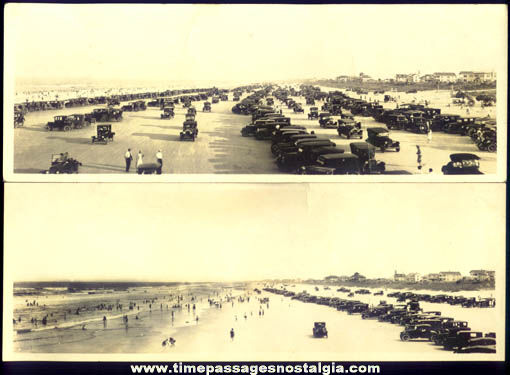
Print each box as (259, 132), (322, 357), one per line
(124, 149), (133, 172)
(427, 128), (433, 143)
(137, 150), (144, 172)
(230, 328), (235, 340)
(156, 150), (163, 174)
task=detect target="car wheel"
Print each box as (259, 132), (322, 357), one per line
(487, 144), (496, 152)
(64, 125), (71, 132)
(401, 334), (410, 341)
(396, 147), (400, 152)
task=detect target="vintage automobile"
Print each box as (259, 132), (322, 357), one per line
(203, 102), (212, 112)
(91, 124), (115, 144)
(266, 97), (274, 106)
(298, 153), (361, 175)
(212, 96), (220, 104)
(293, 104), (305, 113)
(361, 305), (392, 319)
(161, 107), (175, 119)
(42, 153), (82, 174)
(476, 129), (497, 153)
(308, 146), (344, 162)
(14, 111), (25, 128)
(91, 108), (123, 122)
(443, 331), (483, 351)
(444, 117), (478, 134)
(400, 324), (434, 341)
(272, 134), (320, 156)
(308, 107), (319, 120)
(405, 118), (430, 134)
(68, 114), (95, 129)
(241, 119), (279, 138)
(271, 129), (309, 142)
(306, 97), (315, 105)
(277, 139), (336, 171)
(180, 123), (198, 141)
(121, 100), (146, 112)
(432, 321), (470, 345)
(453, 334), (496, 353)
(255, 123), (302, 141)
(347, 303), (369, 315)
(366, 127), (400, 152)
(386, 114), (409, 130)
(431, 114), (461, 132)
(313, 322), (328, 338)
(349, 142), (385, 174)
(441, 153), (483, 175)
(107, 98), (120, 107)
(46, 116), (74, 131)
(337, 119), (363, 139)
(137, 162), (161, 175)
(319, 112), (336, 128)
(187, 107), (197, 116)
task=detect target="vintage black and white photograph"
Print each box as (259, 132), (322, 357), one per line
(3, 183), (505, 361)
(3, 4), (507, 181)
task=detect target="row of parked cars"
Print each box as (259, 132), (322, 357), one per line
(263, 287), (496, 353)
(282, 87), (488, 175)
(333, 90), (497, 153)
(45, 108), (123, 132)
(14, 87), (220, 114)
(386, 291), (495, 308)
(236, 94), (388, 175)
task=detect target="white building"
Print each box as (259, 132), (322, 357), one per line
(439, 271), (462, 282)
(469, 270), (495, 281)
(394, 271), (406, 282)
(434, 72), (457, 83)
(405, 273), (422, 283)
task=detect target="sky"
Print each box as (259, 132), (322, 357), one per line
(5, 4), (507, 84)
(4, 183), (505, 282)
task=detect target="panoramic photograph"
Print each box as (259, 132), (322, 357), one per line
(3, 183), (506, 361)
(4, 4), (507, 180)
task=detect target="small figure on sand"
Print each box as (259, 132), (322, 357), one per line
(416, 145), (423, 172)
(230, 328), (235, 340)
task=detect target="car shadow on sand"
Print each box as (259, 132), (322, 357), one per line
(141, 124), (182, 131)
(81, 163), (126, 172)
(46, 136), (92, 144)
(18, 126), (48, 133)
(14, 168), (44, 173)
(383, 170), (413, 175)
(127, 115), (160, 120)
(131, 132), (181, 142)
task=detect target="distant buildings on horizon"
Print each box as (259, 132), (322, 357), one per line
(335, 71), (497, 84)
(321, 269), (495, 284)
(393, 270), (495, 283)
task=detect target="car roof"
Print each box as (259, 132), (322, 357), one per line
(320, 153), (358, 160)
(313, 146), (344, 153)
(350, 142), (376, 150)
(449, 153), (481, 161)
(298, 140), (335, 147)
